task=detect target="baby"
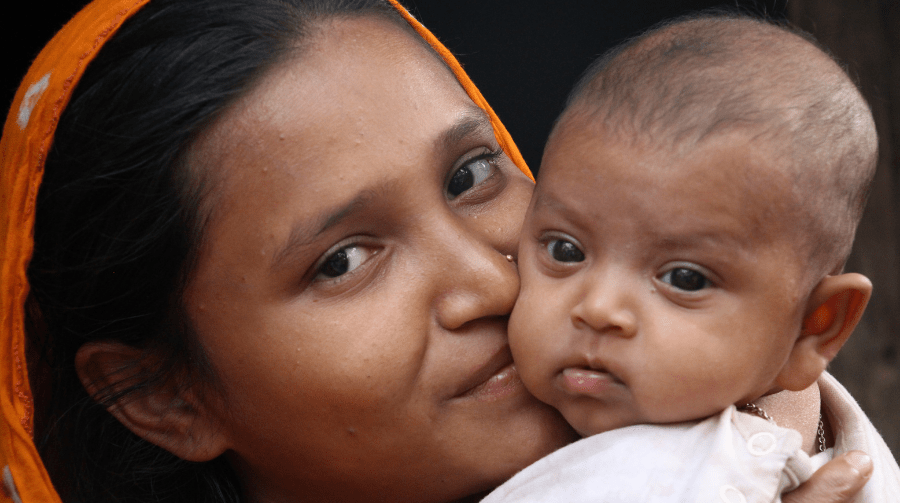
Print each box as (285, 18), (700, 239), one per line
(489, 13), (900, 503)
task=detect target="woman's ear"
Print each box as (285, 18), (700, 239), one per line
(75, 341), (228, 462)
(776, 273), (872, 391)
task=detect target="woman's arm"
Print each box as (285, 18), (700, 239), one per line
(783, 451), (872, 503)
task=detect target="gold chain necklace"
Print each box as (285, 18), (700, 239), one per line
(739, 403), (826, 453)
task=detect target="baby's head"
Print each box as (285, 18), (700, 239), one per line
(509, 14), (876, 437)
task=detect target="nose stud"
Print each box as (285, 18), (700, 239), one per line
(505, 254), (516, 263)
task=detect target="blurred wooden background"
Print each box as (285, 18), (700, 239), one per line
(5, 0), (898, 460)
(788, 0), (900, 459)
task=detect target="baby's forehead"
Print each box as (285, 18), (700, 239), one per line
(549, 110), (792, 182)
(540, 116), (805, 238)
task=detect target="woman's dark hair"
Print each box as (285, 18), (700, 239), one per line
(26, 1), (410, 501)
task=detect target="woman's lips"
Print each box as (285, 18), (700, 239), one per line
(560, 367), (624, 398)
(461, 363), (521, 401)
(453, 347), (524, 401)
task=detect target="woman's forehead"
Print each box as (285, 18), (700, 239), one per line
(192, 15), (468, 177)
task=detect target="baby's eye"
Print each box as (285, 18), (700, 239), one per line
(316, 245), (367, 279)
(547, 239), (585, 263)
(660, 267), (710, 291)
(447, 151), (497, 199)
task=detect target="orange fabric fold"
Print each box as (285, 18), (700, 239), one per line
(0, 1), (529, 500)
(1, 2), (152, 500)
(386, 0), (534, 182)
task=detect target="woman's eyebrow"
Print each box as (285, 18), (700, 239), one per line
(270, 108), (493, 273)
(439, 107), (493, 151)
(270, 187), (381, 272)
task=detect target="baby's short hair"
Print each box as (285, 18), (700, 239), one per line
(557, 13), (877, 278)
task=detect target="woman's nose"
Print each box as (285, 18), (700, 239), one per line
(570, 271), (638, 338)
(431, 226), (519, 332)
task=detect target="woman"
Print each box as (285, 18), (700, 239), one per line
(0, 0), (872, 501)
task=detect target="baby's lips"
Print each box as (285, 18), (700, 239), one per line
(560, 367), (624, 398)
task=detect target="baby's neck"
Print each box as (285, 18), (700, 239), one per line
(753, 383), (822, 456)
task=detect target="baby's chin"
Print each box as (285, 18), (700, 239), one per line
(570, 419), (634, 438)
(554, 402), (643, 438)
(554, 396), (719, 437)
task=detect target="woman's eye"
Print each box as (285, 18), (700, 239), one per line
(546, 239), (584, 263)
(447, 155), (495, 199)
(660, 267), (710, 291)
(316, 245), (366, 279)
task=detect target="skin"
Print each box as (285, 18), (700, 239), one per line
(509, 116), (855, 440)
(76, 13), (872, 503)
(178, 16), (574, 503)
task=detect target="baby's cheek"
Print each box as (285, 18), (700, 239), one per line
(510, 318), (559, 411)
(509, 271), (540, 344)
(508, 302), (538, 366)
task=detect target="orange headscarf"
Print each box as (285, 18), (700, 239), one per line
(0, 0), (531, 501)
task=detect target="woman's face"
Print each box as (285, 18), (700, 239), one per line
(183, 16), (574, 502)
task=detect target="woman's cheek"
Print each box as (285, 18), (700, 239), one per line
(503, 173), (536, 234)
(464, 170), (534, 252)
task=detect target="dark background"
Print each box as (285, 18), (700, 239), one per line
(4, 1), (897, 458)
(4, 0), (790, 166)
(405, 0), (790, 170)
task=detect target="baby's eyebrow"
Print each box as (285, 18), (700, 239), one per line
(531, 190), (569, 213)
(651, 231), (754, 257)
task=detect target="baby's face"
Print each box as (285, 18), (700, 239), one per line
(509, 120), (810, 437)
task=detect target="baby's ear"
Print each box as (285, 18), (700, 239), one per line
(776, 273), (872, 391)
(75, 341), (228, 462)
